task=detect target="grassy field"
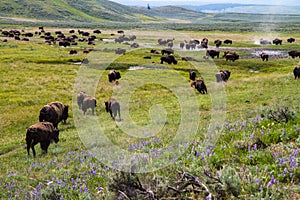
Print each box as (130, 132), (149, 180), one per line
(0, 27), (299, 199)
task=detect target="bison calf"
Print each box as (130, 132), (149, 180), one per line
(82, 95), (97, 115)
(26, 122), (59, 157)
(105, 98), (121, 121)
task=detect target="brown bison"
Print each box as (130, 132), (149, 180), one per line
(26, 122), (59, 157)
(105, 98), (121, 121)
(161, 48), (174, 55)
(223, 51), (239, 62)
(192, 78), (207, 94)
(201, 38), (208, 49)
(77, 91), (86, 109)
(39, 102), (69, 129)
(160, 55), (177, 64)
(216, 70), (231, 82)
(108, 70), (121, 83)
(260, 52), (269, 61)
(288, 50), (300, 59)
(206, 49), (220, 58)
(82, 95), (97, 115)
(294, 66), (300, 79)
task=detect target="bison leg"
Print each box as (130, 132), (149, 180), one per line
(31, 141), (38, 157)
(110, 110), (115, 120)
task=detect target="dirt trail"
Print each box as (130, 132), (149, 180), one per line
(0, 146), (23, 158)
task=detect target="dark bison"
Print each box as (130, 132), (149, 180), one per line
(192, 78), (207, 94)
(260, 52), (269, 61)
(287, 38), (295, 43)
(273, 38), (282, 45)
(161, 48), (174, 55)
(105, 98), (121, 121)
(108, 70), (121, 83)
(116, 48), (126, 55)
(189, 70), (196, 81)
(201, 38), (208, 49)
(214, 39), (222, 47)
(294, 66), (300, 79)
(206, 49), (220, 58)
(224, 39), (233, 44)
(69, 50), (77, 55)
(26, 122), (59, 157)
(223, 51), (239, 62)
(288, 50), (300, 59)
(82, 95), (97, 115)
(39, 102), (69, 129)
(160, 55), (177, 64)
(216, 70), (231, 82)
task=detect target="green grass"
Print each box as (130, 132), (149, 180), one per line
(0, 27), (299, 199)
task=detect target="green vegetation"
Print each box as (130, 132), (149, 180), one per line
(0, 24), (299, 199)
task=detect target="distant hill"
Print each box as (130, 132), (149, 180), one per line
(0, 0), (158, 22)
(183, 3), (300, 14)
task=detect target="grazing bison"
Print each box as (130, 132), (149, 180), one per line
(82, 95), (97, 115)
(192, 78), (207, 94)
(26, 122), (59, 157)
(206, 49), (220, 58)
(260, 52), (269, 61)
(180, 42), (185, 49)
(294, 66), (300, 79)
(108, 70), (121, 83)
(223, 51), (239, 62)
(39, 102), (69, 129)
(160, 55), (177, 64)
(287, 38), (295, 43)
(161, 48), (174, 55)
(224, 39), (233, 44)
(273, 38), (282, 45)
(189, 70), (196, 81)
(216, 70), (231, 82)
(116, 48), (126, 55)
(69, 50), (77, 55)
(214, 39), (222, 47)
(105, 98), (121, 121)
(288, 50), (300, 59)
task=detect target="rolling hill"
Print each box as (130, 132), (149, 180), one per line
(0, 0), (160, 22)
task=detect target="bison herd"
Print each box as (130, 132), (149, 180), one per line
(2, 27), (297, 156)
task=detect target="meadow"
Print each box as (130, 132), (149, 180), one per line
(0, 26), (299, 199)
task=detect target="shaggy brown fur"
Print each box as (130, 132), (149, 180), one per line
(192, 78), (207, 94)
(39, 102), (68, 128)
(82, 95), (97, 115)
(77, 91), (87, 109)
(105, 98), (121, 121)
(25, 122), (59, 157)
(294, 66), (300, 79)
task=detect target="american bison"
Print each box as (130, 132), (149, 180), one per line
(260, 39), (271, 45)
(189, 70), (196, 81)
(287, 38), (295, 43)
(77, 91), (86, 109)
(26, 122), (59, 157)
(69, 50), (77, 55)
(223, 51), (239, 62)
(260, 52), (269, 61)
(82, 95), (97, 115)
(160, 55), (177, 64)
(288, 50), (300, 59)
(108, 70), (121, 83)
(224, 39), (233, 44)
(116, 48), (126, 55)
(161, 48), (174, 55)
(216, 70), (231, 82)
(214, 39), (222, 47)
(105, 98), (121, 121)
(39, 102), (69, 129)
(294, 66), (300, 79)
(206, 49), (220, 58)
(192, 78), (207, 94)
(201, 38), (208, 49)
(273, 38), (282, 45)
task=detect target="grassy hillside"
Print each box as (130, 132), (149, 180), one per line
(0, 0), (158, 22)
